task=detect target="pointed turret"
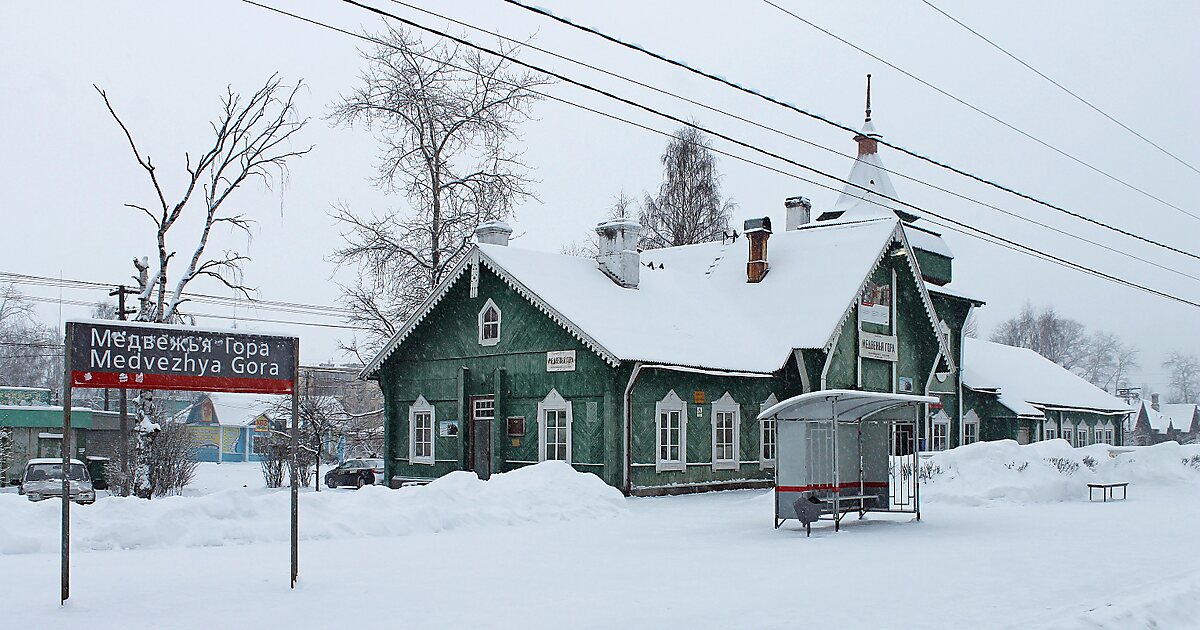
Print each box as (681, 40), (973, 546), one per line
(818, 74), (903, 223)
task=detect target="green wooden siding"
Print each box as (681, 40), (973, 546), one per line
(914, 249), (952, 286)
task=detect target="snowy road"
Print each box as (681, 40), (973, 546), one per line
(4, 448), (1200, 629)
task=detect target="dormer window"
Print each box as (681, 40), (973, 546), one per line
(478, 299), (501, 346)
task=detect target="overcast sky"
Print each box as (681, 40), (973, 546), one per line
(2, 1), (1197, 395)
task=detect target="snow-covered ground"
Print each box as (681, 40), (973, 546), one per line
(3, 442), (1199, 629)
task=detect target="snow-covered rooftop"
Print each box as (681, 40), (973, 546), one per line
(1160, 404), (1198, 432)
(367, 216), (952, 376)
(171, 392), (290, 426)
(962, 338), (1131, 417)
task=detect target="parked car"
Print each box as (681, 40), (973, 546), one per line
(19, 458), (96, 504)
(324, 458), (385, 489)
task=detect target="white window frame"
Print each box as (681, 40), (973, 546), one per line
(759, 394), (779, 470)
(655, 390), (687, 472)
(1044, 427), (1057, 441)
(963, 420), (979, 445)
(408, 395), (435, 465)
(931, 409), (950, 451)
(1062, 422), (1074, 447)
(710, 392), (740, 471)
(1104, 426), (1114, 445)
(477, 298), (501, 346)
(1094, 427), (1104, 445)
(536, 389), (573, 463)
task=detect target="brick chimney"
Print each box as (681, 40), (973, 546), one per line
(744, 217), (772, 283)
(1151, 392), (1160, 412)
(785, 196), (811, 230)
(595, 218), (641, 288)
(475, 220), (513, 246)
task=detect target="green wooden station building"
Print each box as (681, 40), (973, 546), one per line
(363, 107), (1129, 495)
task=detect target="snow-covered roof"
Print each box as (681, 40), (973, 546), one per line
(924, 281), (984, 305)
(171, 392), (292, 426)
(365, 216), (954, 376)
(904, 225), (953, 259)
(962, 339), (1131, 417)
(27, 457), (85, 465)
(1160, 404), (1198, 432)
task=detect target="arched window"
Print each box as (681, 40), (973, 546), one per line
(537, 389), (573, 463)
(478, 299), (501, 346)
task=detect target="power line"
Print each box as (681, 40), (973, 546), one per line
(758, 0), (1200, 220)
(921, 0), (1200, 177)
(379, 0), (1200, 285)
(500, 0), (1200, 253)
(275, 0), (1200, 308)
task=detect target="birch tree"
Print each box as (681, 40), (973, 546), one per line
(639, 127), (735, 250)
(1163, 352), (1200, 403)
(96, 75), (310, 323)
(329, 26), (549, 358)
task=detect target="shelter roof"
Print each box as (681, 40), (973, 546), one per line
(758, 389), (938, 421)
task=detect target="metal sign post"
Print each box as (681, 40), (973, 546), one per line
(60, 325), (73, 605)
(59, 320), (300, 603)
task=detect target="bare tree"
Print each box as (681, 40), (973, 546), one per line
(96, 75), (309, 323)
(990, 303), (1089, 369)
(1163, 352), (1200, 403)
(1076, 331), (1139, 392)
(0, 284), (61, 392)
(329, 26), (550, 358)
(638, 127), (735, 250)
(267, 392), (348, 490)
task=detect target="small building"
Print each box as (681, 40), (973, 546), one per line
(0, 386), (117, 483)
(1126, 394), (1198, 445)
(962, 338), (1131, 446)
(173, 392), (282, 463)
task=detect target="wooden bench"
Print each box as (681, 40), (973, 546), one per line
(1087, 482), (1128, 502)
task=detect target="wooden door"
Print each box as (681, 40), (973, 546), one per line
(470, 396), (494, 480)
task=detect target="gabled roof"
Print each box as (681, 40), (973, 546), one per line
(170, 392), (293, 427)
(363, 217), (955, 377)
(1160, 404), (1198, 432)
(962, 338), (1131, 417)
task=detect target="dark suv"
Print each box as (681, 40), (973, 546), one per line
(324, 458), (384, 489)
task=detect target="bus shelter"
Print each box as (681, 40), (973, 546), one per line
(759, 390), (936, 535)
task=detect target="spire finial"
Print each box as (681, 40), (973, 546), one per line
(865, 73), (872, 122)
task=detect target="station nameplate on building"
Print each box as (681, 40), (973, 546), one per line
(859, 331), (898, 362)
(546, 350), (576, 372)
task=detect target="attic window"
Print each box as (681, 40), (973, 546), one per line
(478, 299), (501, 346)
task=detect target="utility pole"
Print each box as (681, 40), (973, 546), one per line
(109, 286), (138, 497)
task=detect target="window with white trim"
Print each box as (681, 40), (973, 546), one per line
(759, 394), (778, 469)
(931, 410), (950, 451)
(1094, 428), (1104, 445)
(537, 389), (573, 463)
(478, 298), (501, 346)
(1044, 427), (1057, 441)
(655, 390), (687, 472)
(1105, 427), (1114, 445)
(963, 421), (978, 445)
(409, 395), (435, 465)
(1062, 423), (1074, 447)
(710, 392), (740, 471)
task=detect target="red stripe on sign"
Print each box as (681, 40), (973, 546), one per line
(776, 482), (889, 493)
(72, 371), (294, 394)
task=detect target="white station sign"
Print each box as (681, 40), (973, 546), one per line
(859, 332), (898, 362)
(546, 350), (577, 372)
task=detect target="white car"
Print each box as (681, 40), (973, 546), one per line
(18, 458), (96, 504)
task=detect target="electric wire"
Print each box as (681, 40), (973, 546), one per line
(500, 0), (1200, 250)
(759, 0), (1200, 219)
(378, 0), (1200, 284)
(251, 0), (1200, 308)
(920, 0), (1200, 177)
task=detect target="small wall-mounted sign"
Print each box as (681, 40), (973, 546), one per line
(859, 279), (892, 326)
(693, 390), (706, 404)
(898, 376), (914, 393)
(546, 350), (576, 372)
(859, 331), (898, 362)
(439, 420), (460, 438)
(507, 416), (526, 436)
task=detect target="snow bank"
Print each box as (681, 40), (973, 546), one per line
(0, 461), (625, 555)
(919, 440), (1200, 505)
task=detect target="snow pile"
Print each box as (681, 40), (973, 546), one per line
(0, 461), (625, 555)
(919, 440), (1200, 505)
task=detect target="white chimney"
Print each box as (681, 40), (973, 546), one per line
(595, 218), (641, 288)
(475, 220), (513, 246)
(785, 196), (811, 230)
